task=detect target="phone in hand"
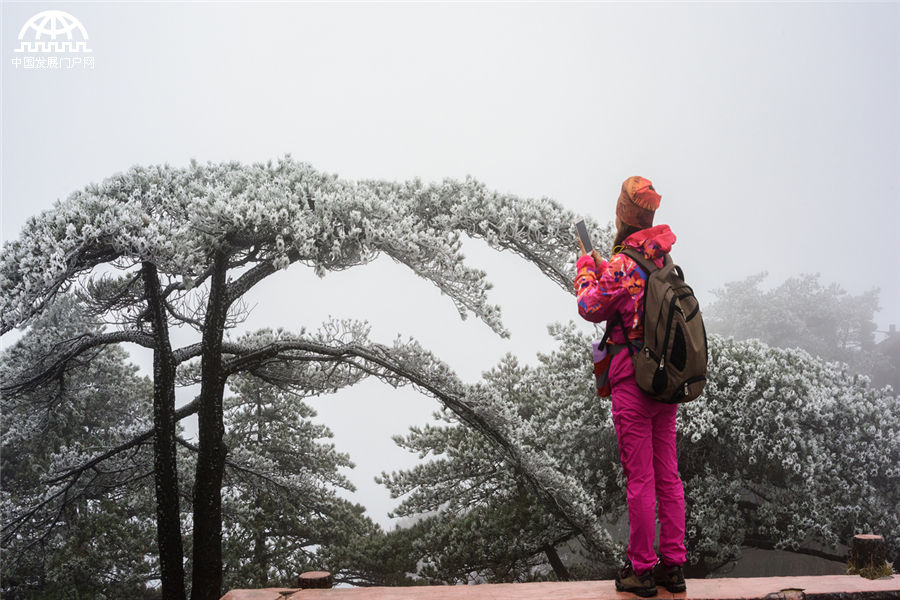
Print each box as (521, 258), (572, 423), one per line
(574, 219), (592, 254)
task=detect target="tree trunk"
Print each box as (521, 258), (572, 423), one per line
(191, 251), (230, 600)
(253, 391), (268, 587)
(543, 545), (570, 581)
(142, 262), (187, 600)
(253, 492), (267, 587)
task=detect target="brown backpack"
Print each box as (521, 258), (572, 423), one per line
(619, 248), (708, 403)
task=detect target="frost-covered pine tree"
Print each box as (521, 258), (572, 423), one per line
(1, 293), (158, 598)
(378, 325), (899, 579)
(704, 272), (896, 389)
(219, 370), (365, 589)
(1, 157), (615, 598)
(215, 319), (430, 589)
(375, 355), (561, 584)
(681, 335), (899, 573)
(378, 323), (625, 583)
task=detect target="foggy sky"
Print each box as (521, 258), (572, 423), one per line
(2, 1), (898, 529)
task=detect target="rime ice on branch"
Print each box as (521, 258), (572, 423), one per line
(1, 156), (609, 335)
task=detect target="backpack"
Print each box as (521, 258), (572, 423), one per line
(616, 248), (708, 403)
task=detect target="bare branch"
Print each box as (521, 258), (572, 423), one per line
(165, 297), (205, 329)
(161, 263), (216, 298)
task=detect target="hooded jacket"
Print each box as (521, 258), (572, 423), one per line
(574, 224), (677, 347)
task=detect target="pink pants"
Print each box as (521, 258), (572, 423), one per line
(609, 353), (687, 573)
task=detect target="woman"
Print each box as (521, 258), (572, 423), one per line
(574, 176), (687, 597)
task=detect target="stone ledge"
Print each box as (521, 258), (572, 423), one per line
(222, 575), (898, 600)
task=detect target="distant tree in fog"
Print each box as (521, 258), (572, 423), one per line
(703, 272), (896, 382)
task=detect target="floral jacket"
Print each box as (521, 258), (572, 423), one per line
(573, 224), (677, 346)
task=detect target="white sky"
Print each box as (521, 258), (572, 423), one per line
(2, 1), (898, 529)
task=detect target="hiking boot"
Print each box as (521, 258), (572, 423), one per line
(615, 559), (657, 597)
(654, 561), (686, 593)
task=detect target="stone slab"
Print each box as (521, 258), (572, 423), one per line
(221, 588), (298, 600)
(223, 575), (899, 600)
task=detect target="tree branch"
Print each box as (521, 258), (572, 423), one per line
(174, 437), (322, 513)
(1, 244), (121, 335)
(1, 330), (156, 396)
(11, 334), (617, 564)
(41, 396), (199, 486)
(743, 537), (847, 564)
(223, 253), (286, 306)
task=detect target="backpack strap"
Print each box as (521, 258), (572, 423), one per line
(621, 247), (665, 276)
(607, 311), (639, 356)
(617, 247), (669, 355)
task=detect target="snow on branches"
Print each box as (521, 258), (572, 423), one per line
(1, 156), (603, 337)
(681, 335), (899, 569)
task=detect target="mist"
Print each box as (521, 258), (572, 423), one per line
(3, 1), (897, 529)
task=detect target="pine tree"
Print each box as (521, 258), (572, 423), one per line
(378, 324), (900, 579)
(1, 294), (158, 598)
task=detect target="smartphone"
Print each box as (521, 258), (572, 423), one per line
(574, 219), (592, 254)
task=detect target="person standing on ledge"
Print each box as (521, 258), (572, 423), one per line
(574, 176), (687, 597)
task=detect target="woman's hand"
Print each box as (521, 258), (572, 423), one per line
(577, 237), (588, 256)
(578, 239), (604, 271)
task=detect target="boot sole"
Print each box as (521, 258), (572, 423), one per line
(655, 577), (686, 593)
(615, 581), (658, 597)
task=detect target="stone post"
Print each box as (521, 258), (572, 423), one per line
(848, 534), (893, 579)
(298, 571), (334, 589)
